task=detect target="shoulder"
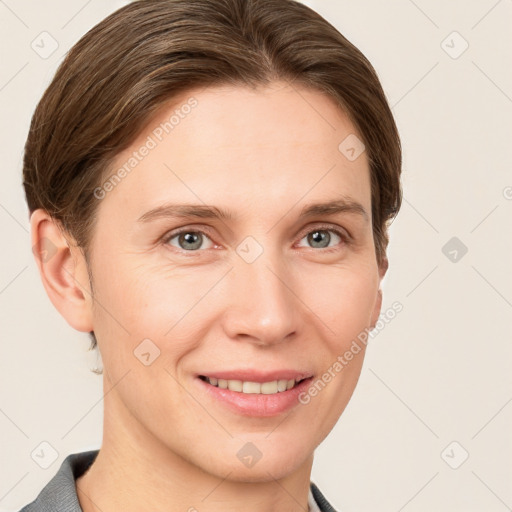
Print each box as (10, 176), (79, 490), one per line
(17, 450), (99, 512)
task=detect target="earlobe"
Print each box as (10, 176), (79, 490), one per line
(30, 209), (94, 333)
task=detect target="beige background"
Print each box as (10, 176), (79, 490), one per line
(1, 1), (511, 511)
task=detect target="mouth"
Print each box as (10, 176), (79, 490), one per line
(194, 369), (315, 416)
(198, 375), (310, 394)
(196, 372), (315, 416)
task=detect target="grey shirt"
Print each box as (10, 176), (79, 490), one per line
(18, 450), (338, 511)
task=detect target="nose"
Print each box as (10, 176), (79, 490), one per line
(221, 247), (299, 346)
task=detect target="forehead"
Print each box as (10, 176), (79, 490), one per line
(98, 81), (371, 221)
(160, 81), (360, 153)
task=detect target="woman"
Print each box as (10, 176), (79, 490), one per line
(21, 0), (402, 510)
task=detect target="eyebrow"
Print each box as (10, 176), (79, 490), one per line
(137, 198), (369, 223)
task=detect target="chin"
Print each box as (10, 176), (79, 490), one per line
(208, 441), (313, 483)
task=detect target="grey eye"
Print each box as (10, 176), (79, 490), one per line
(298, 229), (343, 249)
(167, 231), (214, 251)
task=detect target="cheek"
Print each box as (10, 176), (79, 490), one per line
(90, 244), (379, 367)
(90, 258), (223, 360)
(93, 255), (378, 327)
(298, 261), (379, 342)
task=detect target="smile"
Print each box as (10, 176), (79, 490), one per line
(199, 375), (306, 394)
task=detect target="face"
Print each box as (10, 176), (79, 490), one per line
(86, 81), (384, 481)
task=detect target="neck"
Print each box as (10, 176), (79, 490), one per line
(76, 376), (314, 512)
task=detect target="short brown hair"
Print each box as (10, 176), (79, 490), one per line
(23, 0), (402, 351)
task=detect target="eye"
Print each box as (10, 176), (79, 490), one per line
(161, 224), (350, 254)
(296, 226), (349, 250)
(163, 229), (215, 251)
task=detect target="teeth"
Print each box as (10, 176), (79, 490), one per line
(227, 380), (243, 392)
(205, 377), (299, 394)
(243, 381), (261, 393)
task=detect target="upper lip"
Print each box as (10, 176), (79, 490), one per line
(198, 369), (314, 383)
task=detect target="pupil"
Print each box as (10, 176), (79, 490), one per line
(309, 230), (330, 248)
(180, 232), (202, 250)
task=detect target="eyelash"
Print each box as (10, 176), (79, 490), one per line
(160, 223), (351, 255)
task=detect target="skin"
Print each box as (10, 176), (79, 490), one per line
(31, 81), (387, 512)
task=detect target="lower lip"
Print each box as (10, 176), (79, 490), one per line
(195, 376), (314, 417)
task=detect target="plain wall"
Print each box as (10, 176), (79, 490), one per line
(1, 1), (511, 511)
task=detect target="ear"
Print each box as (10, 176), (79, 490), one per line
(370, 254), (389, 328)
(30, 209), (94, 332)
